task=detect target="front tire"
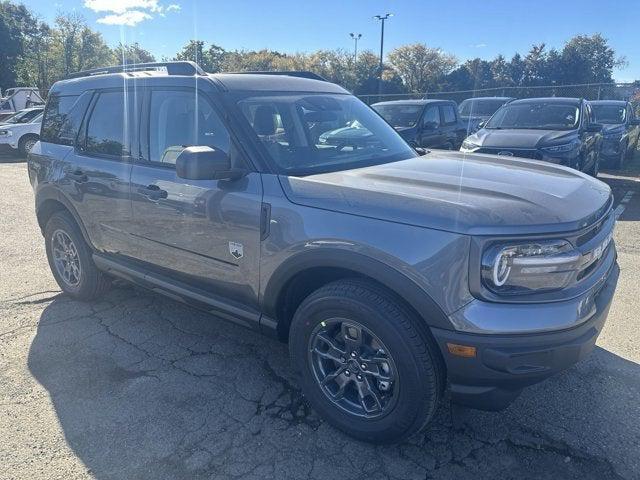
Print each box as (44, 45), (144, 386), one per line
(289, 279), (444, 443)
(44, 211), (110, 300)
(18, 134), (38, 157)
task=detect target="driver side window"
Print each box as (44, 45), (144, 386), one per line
(149, 90), (231, 166)
(422, 106), (440, 128)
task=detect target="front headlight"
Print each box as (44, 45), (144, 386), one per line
(541, 142), (578, 154)
(0, 130), (12, 137)
(482, 240), (581, 295)
(461, 140), (480, 152)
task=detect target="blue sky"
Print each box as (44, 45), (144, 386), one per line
(23, 0), (640, 81)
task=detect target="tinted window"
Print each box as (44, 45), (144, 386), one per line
(41, 95), (89, 145)
(486, 103), (580, 130)
(441, 105), (457, 124)
(149, 90), (230, 165)
(373, 104), (423, 128)
(238, 93), (416, 176)
(85, 91), (126, 156)
(459, 99), (508, 116)
(592, 104), (626, 124)
(423, 106), (440, 127)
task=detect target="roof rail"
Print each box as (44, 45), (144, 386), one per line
(64, 61), (205, 80)
(225, 71), (327, 82)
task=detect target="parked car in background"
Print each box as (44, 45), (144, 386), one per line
(29, 63), (619, 443)
(0, 106), (44, 126)
(372, 99), (465, 150)
(590, 100), (640, 169)
(461, 97), (603, 176)
(0, 110), (42, 156)
(458, 96), (514, 135)
(0, 87), (45, 121)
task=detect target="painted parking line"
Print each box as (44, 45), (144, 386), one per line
(615, 190), (634, 220)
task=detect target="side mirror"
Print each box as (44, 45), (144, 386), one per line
(478, 121), (486, 129)
(176, 146), (242, 180)
(585, 123), (603, 133)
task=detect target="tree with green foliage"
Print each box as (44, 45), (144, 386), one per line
(113, 42), (155, 65)
(387, 43), (457, 93)
(0, 1), (39, 90)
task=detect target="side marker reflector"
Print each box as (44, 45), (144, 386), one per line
(447, 343), (477, 358)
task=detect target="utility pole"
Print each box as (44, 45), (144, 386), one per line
(374, 14), (392, 95)
(349, 33), (362, 63)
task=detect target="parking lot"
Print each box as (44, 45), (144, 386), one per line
(1, 152), (639, 480)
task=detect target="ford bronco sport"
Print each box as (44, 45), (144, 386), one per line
(28, 62), (619, 443)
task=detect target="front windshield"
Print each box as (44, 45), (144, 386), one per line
(459, 99), (508, 117)
(5, 109), (41, 124)
(592, 104), (626, 124)
(486, 103), (580, 130)
(372, 104), (423, 128)
(237, 93), (416, 175)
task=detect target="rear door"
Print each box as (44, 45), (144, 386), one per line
(65, 89), (138, 254)
(33, 90), (136, 253)
(128, 87), (263, 310)
(417, 105), (444, 147)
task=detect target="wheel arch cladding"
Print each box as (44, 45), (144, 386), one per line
(35, 190), (91, 247)
(262, 248), (454, 341)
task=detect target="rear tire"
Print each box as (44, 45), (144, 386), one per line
(44, 211), (110, 300)
(289, 279), (444, 443)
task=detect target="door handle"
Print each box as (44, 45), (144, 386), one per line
(68, 170), (88, 183)
(138, 184), (168, 200)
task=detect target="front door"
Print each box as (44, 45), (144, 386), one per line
(418, 105), (444, 148)
(128, 88), (263, 310)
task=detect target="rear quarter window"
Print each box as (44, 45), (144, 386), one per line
(441, 105), (457, 124)
(41, 93), (91, 146)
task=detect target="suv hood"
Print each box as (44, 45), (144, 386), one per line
(280, 152), (612, 235)
(472, 128), (575, 148)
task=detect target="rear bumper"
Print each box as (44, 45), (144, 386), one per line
(431, 261), (619, 411)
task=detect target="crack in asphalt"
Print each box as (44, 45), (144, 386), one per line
(4, 283), (635, 479)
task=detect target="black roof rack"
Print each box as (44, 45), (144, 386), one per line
(64, 61), (205, 80)
(225, 71), (327, 82)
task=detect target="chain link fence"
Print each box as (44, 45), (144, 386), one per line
(358, 83), (640, 107)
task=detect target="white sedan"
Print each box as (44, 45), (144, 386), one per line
(0, 110), (42, 156)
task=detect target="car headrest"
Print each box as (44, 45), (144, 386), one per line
(253, 105), (277, 136)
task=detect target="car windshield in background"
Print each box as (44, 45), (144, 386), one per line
(4, 110), (36, 124)
(592, 105), (626, 124)
(486, 103), (580, 130)
(372, 104), (423, 128)
(237, 94), (416, 175)
(459, 99), (507, 117)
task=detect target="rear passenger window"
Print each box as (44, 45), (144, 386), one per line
(441, 105), (457, 124)
(84, 91), (126, 157)
(41, 94), (90, 146)
(149, 90), (230, 165)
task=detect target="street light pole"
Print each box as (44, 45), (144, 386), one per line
(349, 33), (362, 63)
(374, 14), (392, 95)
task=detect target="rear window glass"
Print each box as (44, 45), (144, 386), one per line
(41, 94), (90, 146)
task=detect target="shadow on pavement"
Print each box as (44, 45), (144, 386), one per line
(26, 286), (638, 479)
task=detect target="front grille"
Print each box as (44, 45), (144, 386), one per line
(476, 147), (542, 160)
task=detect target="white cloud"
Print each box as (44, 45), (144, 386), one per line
(96, 10), (152, 26)
(470, 43), (488, 48)
(85, 0), (180, 26)
(85, 0), (160, 14)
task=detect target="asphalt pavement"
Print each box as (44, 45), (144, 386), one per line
(1, 152), (639, 480)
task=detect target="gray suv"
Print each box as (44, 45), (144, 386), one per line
(28, 62), (619, 443)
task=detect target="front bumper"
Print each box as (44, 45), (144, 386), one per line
(431, 261), (619, 411)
